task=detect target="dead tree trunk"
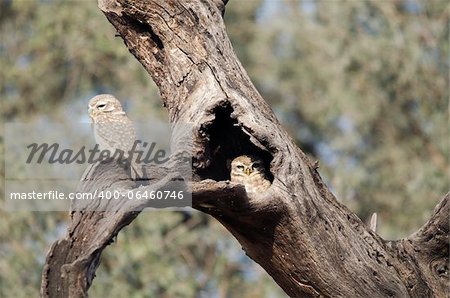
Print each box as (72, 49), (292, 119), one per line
(41, 0), (449, 297)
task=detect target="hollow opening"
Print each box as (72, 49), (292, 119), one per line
(196, 102), (273, 182)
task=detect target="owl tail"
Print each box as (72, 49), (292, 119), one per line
(130, 161), (144, 180)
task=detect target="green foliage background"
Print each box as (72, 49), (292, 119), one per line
(1, 0), (448, 297)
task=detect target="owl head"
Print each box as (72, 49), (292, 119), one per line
(230, 155), (265, 179)
(88, 94), (125, 120)
(230, 155), (271, 194)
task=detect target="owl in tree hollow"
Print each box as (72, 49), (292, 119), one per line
(86, 94), (143, 180)
(230, 155), (271, 194)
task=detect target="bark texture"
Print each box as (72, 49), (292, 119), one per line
(41, 0), (449, 297)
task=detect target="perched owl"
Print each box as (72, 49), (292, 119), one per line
(83, 94), (143, 180)
(230, 155), (271, 194)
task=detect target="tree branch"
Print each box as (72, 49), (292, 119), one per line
(41, 1), (449, 297)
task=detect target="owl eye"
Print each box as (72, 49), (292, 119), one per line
(252, 162), (262, 168)
(97, 103), (106, 109)
(236, 165), (245, 171)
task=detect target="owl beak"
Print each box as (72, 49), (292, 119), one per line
(88, 107), (95, 118)
(245, 168), (252, 176)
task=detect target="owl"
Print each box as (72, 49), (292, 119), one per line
(83, 94), (143, 180)
(230, 155), (271, 194)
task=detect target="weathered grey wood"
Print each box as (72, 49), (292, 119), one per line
(41, 1), (449, 297)
(41, 162), (179, 297)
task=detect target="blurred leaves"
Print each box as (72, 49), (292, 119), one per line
(0, 1), (286, 297)
(0, 0), (159, 121)
(0, 0), (448, 297)
(227, 0), (448, 239)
